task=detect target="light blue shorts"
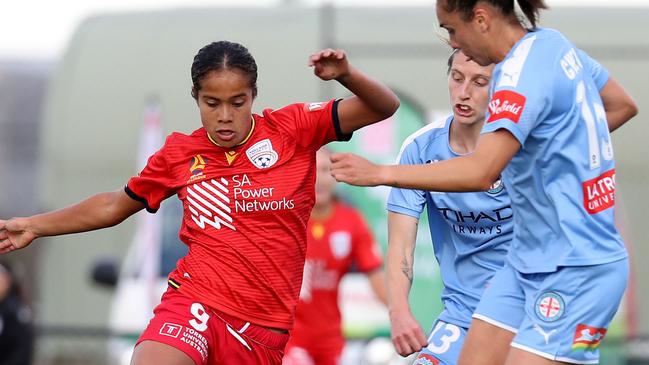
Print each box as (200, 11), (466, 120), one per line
(413, 319), (467, 365)
(473, 258), (628, 364)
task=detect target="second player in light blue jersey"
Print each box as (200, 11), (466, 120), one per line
(330, 1), (638, 365)
(386, 50), (508, 365)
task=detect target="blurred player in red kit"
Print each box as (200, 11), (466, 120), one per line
(0, 41), (399, 365)
(283, 148), (387, 365)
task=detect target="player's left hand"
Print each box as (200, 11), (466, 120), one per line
(330, 152), (386, 187)
(0, 218), (37, 255)
(308, 49), (351, 81)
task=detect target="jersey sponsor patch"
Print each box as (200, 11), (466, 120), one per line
(159, 323), (183, 338)
(572, 324), (607, 351)
(535, 291), (565, 322)
(186, 178), (236, 231)
(246, 139), (279, 169)
(487, 90), (526, 124)
(582, 169), (615, 214)
(414, 353), (441, 365)
(304, 102), (325, 112)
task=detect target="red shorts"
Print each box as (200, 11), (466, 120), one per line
(282, 344), (342, 365)
(137, 288), (289, 365)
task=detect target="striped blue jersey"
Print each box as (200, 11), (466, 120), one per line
(387, 116), (513, 328)
(482, 28), (627, 273)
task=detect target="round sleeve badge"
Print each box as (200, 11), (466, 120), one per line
(535, 291), (565, 322)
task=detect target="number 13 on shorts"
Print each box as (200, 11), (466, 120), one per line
(415, 320), (467, 365)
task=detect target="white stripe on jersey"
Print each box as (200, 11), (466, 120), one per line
(395, 117), (448, 163)
(497, 35), (536, 88)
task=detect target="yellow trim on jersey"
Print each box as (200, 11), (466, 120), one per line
(168, 279), (181, 289)
(206, 116), (256, 147)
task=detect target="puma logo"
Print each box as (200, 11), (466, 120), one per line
(533, 324), (557, 345)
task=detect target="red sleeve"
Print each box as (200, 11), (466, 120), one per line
(125, 140), (176, 213)
(265, 99), (351, 149)
(350, 210), (383, 273)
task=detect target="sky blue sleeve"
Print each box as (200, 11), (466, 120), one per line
(481, 35), (554, 146)
(577, 48), (610, 91)
(386, 141), (426, 219)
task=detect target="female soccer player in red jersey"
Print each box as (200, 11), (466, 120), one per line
(282, 147), (387, 365)
(0, 41), (399, 365)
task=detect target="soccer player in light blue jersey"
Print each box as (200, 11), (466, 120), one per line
(330, 1), (638, 365)
(387, 46), (617, 365)
(386, 50), (505, 364)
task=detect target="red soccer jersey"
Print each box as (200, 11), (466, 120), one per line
(289, 201), (383, 352)
(126, 100), (349, 330)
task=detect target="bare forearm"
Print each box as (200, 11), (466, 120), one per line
(380, 156), (494, 192)
(606, 106), (638, 133)
(386, 213), (418, 314)
(27, 191), (137, 238)
(337, 66), (400, 130)
(387, 242), (415, 314)
(600, 78), (638, 133)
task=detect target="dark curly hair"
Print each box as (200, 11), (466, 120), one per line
(190, 41), (258, 100)
(439, 0), (548, 29)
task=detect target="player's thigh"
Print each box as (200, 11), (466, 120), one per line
(413, 320), (466, 365)
(458, 263), (524, 365)
(456, 319), (515, 365)
(131, 340), (196, 365)
(512, 259), (628, 364)
(135, 288), (214, 365)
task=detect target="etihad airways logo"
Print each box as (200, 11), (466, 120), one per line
(487, 90), (526, 124)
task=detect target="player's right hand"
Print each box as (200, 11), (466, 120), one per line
(389, 308), (428, 357)
(0, 218), (37, 254)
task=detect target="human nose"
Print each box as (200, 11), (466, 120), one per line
(458, 81), (471, 100)
(449, 37), (459, 50)
(218, 105), (233, 123)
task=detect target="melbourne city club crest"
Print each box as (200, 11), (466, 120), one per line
(486, 177), (505, 195)
(246, 139), (279, 169)
(535, 291), (565, 322)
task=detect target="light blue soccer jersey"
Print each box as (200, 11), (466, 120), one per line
(482, 28), (627, 274)
(387, 117), (513, 328)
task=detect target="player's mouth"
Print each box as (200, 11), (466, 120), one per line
(455, 103), (473, 118)
(215, 130), (236, 142)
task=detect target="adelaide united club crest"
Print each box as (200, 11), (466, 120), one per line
(246, 139), (279, 169)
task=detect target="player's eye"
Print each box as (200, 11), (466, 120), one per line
(204, 99), (219, 107)
(475, 79), (488, 87)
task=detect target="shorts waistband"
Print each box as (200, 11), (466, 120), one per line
(209, 306), (289, 350)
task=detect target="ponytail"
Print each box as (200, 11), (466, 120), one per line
(516, 0), (548, 28)
(440, 0), (548, 29)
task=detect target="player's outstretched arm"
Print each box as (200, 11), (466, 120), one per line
(308, 48), (399, 134)
(331, 130), (519, 191)
(0, 190), (144, 254)
(599, 78), (638, 133)
(387, 212), (427, 357)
